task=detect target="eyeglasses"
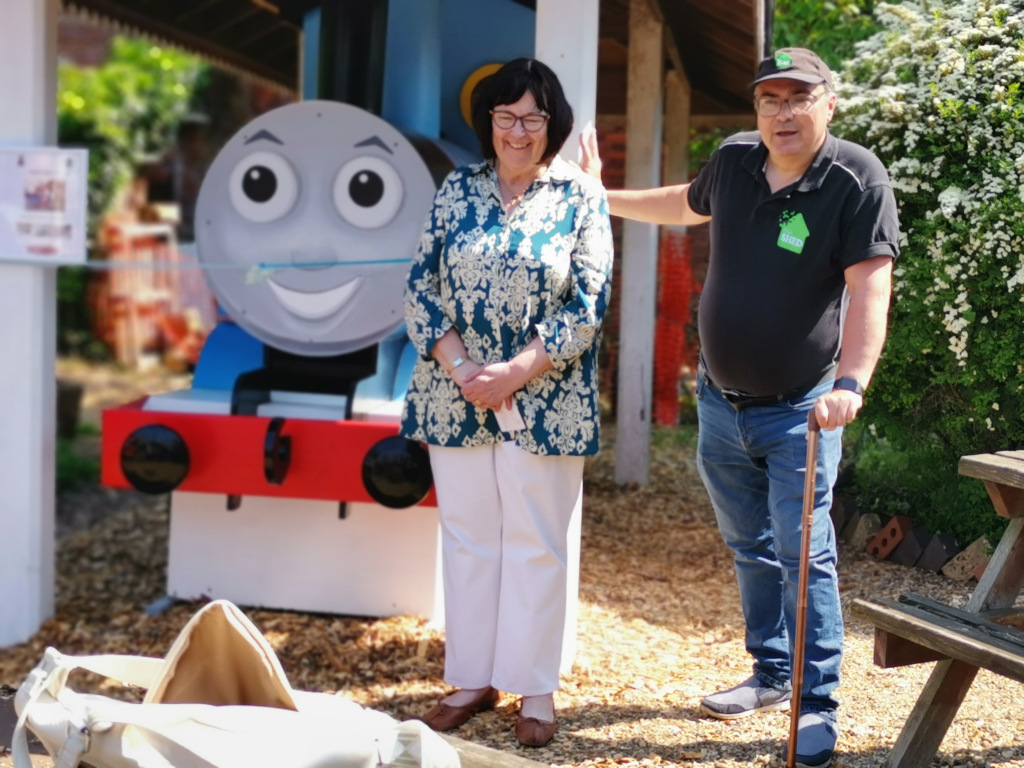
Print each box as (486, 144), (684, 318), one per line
(753, 90), (828, 117)
(490, 110), (549, 132)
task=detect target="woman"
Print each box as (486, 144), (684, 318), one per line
(401, 58), (613, 747)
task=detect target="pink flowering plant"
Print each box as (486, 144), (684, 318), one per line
(832, 0), (1024, 541)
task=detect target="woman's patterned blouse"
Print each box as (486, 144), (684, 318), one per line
(400, 155), (613, 456)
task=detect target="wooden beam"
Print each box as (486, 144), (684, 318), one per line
(753, 0), (767, 60)
(443, 734), (549, 767)
(851, 598), (1024, 683)
(885, 659), (979, 768)
(959, 451), (1024, 488)
(983, 481), (1024, 518)
(873, 629), (948, 669)
(965, 517), (1024, 613)
(663, 68), (690, 185)
(66, 0), (298, 89)
(663, 26), (683, 84)
(615, 0), (664, 485)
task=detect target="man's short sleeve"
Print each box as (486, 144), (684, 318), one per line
(686, 148), (720, 217)
(840, 182), (901, 267)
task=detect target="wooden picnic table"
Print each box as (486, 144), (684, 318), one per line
(852, 450), (1024, 768)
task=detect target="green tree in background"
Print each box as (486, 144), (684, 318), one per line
(831, 0), (1024, 544)
(774, 0), (882, 70)
(59, 37), (204, 229)
(57, 37), (205, 356)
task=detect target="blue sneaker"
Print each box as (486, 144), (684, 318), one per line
(699, 675), (791, 720)
(795, 711), (838, 768)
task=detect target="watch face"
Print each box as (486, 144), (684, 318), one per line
(834, 376), (864, 395)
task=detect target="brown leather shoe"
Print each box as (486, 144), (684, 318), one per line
(515, 714), (558, 747)
(420, 687), (500, 731)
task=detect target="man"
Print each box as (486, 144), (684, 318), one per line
(582, 48), (899, 768)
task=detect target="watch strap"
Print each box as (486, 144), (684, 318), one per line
(833, 376), (864, 396)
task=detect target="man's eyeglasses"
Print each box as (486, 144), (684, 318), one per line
(491, 110), (549, 132)
(753, 90), (828, 117)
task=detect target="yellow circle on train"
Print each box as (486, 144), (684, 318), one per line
(460, 63), (503, 128)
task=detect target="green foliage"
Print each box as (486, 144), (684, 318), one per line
(56, 265), (107, 358)
(774, 0), (883, 70)
(833, 0), (1024, 543)
(651, 423), (698, 451)
(56, 37), (204, 355)
(56, 436), (99, 492)
(58, 37), (204, 227)
(689, 124), (748, 174)
(841, 422), (1007, 544)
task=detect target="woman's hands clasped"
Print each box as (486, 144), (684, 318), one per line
(460, 362), (519, 411)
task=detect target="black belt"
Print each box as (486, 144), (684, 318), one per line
(699, 368), (809, 412)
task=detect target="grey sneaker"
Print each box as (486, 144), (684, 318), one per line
(699, 675), (791, 720)
(795, 711), (837, 768)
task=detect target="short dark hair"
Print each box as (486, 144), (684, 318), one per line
(471, 58), (574, 164)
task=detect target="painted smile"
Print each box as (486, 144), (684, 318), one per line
(268, 278), (362, 320)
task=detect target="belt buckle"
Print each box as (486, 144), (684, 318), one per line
(720, 388), (750, 411)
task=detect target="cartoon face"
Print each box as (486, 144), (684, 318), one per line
(195, 101), (437, 356)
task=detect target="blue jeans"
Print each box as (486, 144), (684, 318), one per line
(696, 376), (843, 715)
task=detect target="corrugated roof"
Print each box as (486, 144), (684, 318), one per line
(62, 0), (304, 93)
(62, 0), (767, 113)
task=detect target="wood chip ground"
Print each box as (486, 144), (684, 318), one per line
(1, 361), (1022, 767)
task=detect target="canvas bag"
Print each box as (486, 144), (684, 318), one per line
(12, 599), (460, 768)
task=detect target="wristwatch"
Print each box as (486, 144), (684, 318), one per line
(833, 376), (864, 396)
(447, 356), (466, 375)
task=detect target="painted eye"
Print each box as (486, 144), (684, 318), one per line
(229, 151), (299, 223)
(333, 156), (404, 229)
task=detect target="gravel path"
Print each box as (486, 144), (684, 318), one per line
(1, 361), (1022, 767)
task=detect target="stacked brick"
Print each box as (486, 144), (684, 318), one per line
(830, 496), (991, 582)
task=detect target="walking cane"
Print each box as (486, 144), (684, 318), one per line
(787, 410), (821, 768)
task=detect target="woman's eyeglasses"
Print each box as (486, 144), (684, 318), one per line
(490, 110), (549, 132)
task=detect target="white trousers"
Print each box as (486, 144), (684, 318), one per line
(428, 442), (584, 696)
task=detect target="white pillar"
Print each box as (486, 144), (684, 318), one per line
(0, 0), (58, 647)
(616, 0), (663, 485)
(535, 0), (599, 676)
(535, 0), (599, 164)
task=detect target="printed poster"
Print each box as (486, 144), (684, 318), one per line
(0, 148), (88, 265)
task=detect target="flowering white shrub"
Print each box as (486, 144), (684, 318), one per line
(833, 0), (1024, 540)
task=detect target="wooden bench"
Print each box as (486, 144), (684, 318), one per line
(851, 450), (1024, 768)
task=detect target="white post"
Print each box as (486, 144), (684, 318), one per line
(0, 0), (58, 647)
(616, 0), (663, 485)
(535, 0), (599, 676)
(535, 0), (599, 164)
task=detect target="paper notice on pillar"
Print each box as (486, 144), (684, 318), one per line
(0, 148), (88, 265)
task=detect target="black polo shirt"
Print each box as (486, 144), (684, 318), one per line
(688, 131), (900, 397)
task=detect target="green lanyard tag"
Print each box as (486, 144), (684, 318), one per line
(778, 211), (809, 254)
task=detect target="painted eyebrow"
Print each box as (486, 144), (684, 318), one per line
(243, 129), (284, 146)
(355, 135), (394, 155)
